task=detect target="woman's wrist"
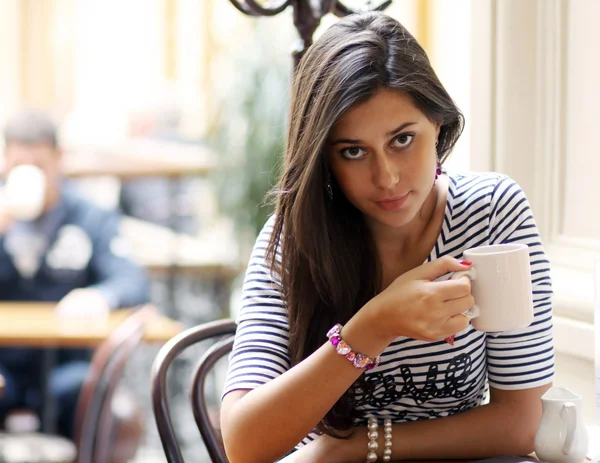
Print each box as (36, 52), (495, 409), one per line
(324, 427), (369, 463)
(342, 301), (397, 360)
(336, 423), (393, 463)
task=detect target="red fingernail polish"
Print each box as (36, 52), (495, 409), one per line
(459, 260), (472, 266)
(445, 335), (455, 346)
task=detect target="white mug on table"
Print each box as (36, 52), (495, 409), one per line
(450, 243), (534, 332)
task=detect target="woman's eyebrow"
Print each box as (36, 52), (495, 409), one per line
(385, 121), (418, 137)
(330, 121), (418, 145)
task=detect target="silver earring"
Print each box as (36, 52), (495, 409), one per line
(326, 171), (333, 200)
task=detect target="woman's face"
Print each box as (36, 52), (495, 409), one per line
(327, 88), (440, 231)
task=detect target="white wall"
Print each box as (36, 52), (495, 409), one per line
(430, 0), (471, 173)
(65, 0), (165, 145)
(562, 0), (600, 239)
(384, 0), (419, 35)
(469, 0), (599, 427)
(596, 261), (600, 426)
(0, 1), (21, 134)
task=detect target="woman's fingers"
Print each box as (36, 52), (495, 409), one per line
(442, 293), (475, 317)
(413, 255), (472, 281)
(433, 277), (472, 301)
(444, 312), (472, 336)
(436, 295), (475, 340)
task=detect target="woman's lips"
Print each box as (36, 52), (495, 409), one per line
(375, 193), (410, 211)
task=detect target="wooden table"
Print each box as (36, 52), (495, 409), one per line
(0, 302), (184, 347)
(0, 140), (217, 179)
(387, 458), (591, 463)
(63, 145), (216, 178)
(0, 302), (184, 433)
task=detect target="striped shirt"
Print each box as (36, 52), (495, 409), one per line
(223, 172), (554, 448)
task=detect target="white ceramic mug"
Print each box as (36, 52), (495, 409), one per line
(2, 164), (47, 221)
(451, 243), (534, 332)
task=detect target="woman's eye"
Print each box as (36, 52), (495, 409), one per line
(340, 146), (367, 160)
(392, 133), (415, 148)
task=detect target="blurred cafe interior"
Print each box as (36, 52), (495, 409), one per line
(0, 0), (598, 462)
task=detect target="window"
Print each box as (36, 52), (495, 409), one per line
(470, 0), (598, 361)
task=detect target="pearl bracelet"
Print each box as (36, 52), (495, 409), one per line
(382, 418), (392, 462)
(326, 323), (381, 370)
(366, 418), (379, 462)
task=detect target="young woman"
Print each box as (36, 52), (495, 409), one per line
(221, 12), (553, 463)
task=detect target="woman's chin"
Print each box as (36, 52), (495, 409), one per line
(364, 209), (417, 231)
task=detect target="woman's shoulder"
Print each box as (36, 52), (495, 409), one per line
(447, 171), (525, 204)
(258, 214), (277, 236)
(245, 215), (285, 287)
(257, 214), (278, 241)
(248, 215), (281, 268)
(448, 170), (513, 187)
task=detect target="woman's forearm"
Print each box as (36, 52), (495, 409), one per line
(222, 307), (395, 463)
(335, 402), (538, 462)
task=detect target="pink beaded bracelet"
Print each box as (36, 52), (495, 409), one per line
(326, 323), (381, 370)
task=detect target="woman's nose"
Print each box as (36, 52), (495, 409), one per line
(372, 153), (399, 189)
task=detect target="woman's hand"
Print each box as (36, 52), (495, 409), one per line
(368, 256), (474, 342)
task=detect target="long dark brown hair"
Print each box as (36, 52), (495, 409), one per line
(266, 12), (464, 436)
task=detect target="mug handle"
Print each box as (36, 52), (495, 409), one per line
(560, 402), (577, 455)
(450, 269), (480, 319)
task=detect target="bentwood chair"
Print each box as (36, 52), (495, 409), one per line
(151, 318), (237, 463)
(75, 304), (159, 463)
(0, 304), (158, 463)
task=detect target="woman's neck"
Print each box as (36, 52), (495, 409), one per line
(370, 175), (448, 287)
(371, 178), (444, 255)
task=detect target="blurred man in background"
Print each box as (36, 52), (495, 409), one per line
(0, 110), (150, 439)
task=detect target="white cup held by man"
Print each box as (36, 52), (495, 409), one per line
(451, 243), (534, 332)
(2, 164), (47, 221)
